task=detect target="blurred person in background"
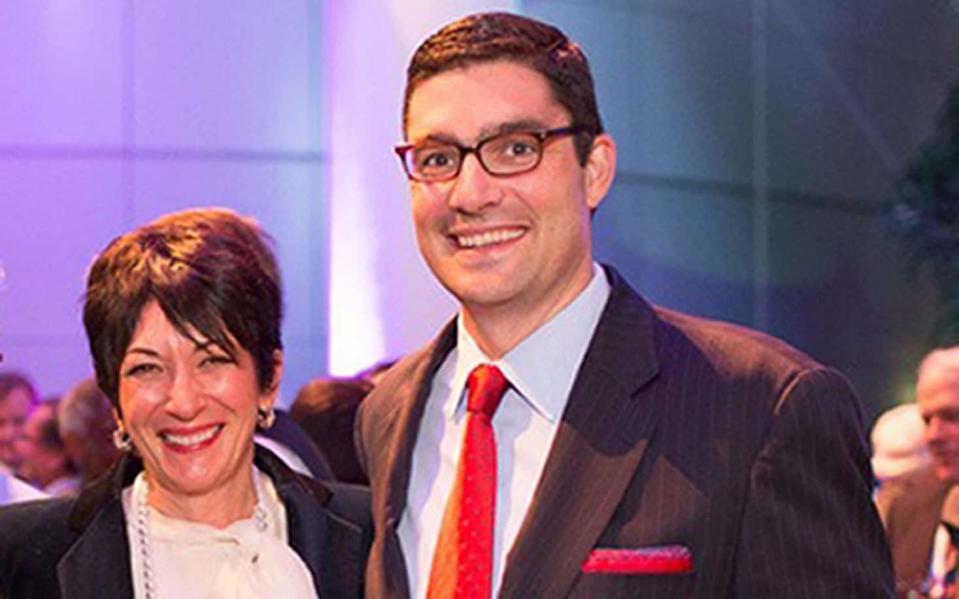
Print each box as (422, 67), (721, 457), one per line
(58, 377), (121, 486)
(292, 375), (375, 485)
(0, 467), (46, 505)
(15, 398), (80, 496)
(254, 407), (334, 481)
(0, 207), (369, 599)
(0, 371), (39, 471)
(871, 402), (932, 496)
(880, 348), (959, 597)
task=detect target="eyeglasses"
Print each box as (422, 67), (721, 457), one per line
(395, 125), (588, 182)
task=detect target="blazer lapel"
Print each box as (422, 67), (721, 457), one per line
(58, 456), (139, 599)
(499, 267), (664, 599)
(369, 319), (458, 599)
(382, 320), (457, 527)
(279, 476), (367, 599)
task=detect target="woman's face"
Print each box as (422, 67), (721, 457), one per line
(117, 300), (279, 502)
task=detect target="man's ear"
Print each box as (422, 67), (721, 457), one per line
(584, 133), (617, 211)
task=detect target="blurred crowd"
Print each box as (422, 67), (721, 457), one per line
(0, 359), (394, 504)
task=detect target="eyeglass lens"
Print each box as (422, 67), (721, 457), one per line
(408, 131), (544, 180)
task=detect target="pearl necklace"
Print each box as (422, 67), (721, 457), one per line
(132, 474), (269, 599)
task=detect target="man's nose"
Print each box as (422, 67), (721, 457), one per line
(926, 417), (945, 443)
(446, 153), (500, 213)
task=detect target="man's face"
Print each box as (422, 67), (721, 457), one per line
(405, 60), (614, 332)
(918, 368), (959, 484)
(0, 386), (34, 469)
(15, 404), (66, 487)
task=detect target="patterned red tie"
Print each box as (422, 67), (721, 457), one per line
(427, 364), (508, 599)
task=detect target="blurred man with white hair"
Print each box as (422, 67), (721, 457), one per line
(872, 402), (932, 490)
(879, 348), (959, 597)
(57, 378), (119, 486)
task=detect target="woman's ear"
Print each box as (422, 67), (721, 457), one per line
(262, 349), (284, 409)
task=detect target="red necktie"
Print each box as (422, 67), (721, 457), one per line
(427, 364), (508, 599)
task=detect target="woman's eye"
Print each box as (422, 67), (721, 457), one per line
(124, 363), (160, 377)
(200, 354), (234, 368)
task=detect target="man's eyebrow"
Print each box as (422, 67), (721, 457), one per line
(479, 119), (549, 139)
(411, 118), (551, 146)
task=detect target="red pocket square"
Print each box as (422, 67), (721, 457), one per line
(581, 545), (692, 575)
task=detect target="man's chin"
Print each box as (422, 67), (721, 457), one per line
(934, 464), (959, 486)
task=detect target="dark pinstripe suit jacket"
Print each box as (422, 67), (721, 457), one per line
(357, 266), (894, 598)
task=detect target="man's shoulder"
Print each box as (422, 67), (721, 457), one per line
(360, 332), (450, 420)
(602, 264), (823, 381)
(651, 304), (824, 381)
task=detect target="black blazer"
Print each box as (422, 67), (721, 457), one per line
(357, 265), (894, 598)
(0, 446), (370, 599)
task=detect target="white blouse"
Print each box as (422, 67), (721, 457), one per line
(122, 468), (317, 599)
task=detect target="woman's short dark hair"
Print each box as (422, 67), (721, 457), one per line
(402, 11), (603, 164)
(83, 208), (283, 408)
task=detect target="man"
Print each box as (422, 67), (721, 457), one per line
(57, 377), (120, 486)
(0, 371), (38, 471)
(879, 348), (959, 597)
(357, 12), (893, 598)
(15, 398), (80, 496)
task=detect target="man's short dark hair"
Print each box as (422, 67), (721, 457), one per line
(403, 11), (603, 165)
(83, 208), (283, 408)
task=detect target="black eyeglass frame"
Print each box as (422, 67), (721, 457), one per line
(394, 125), (589, 182)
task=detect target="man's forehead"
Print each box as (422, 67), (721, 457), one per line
(918, 370), (959, 407)
(0, 387), (34, 409)
(405, 60), (569, 142)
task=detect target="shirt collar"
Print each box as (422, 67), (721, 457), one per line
(447, 263), (611, 421)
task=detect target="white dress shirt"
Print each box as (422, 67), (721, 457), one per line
(0, 463), (46, 505)
(399, 263), (611, 599)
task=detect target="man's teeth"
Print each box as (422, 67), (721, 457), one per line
(457, 228), (523, 248)
(162, 425), (221, 446)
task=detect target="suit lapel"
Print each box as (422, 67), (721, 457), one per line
(370, 320), (458, 599)
(58, 456), (139, 599)
(57, 501), (133, 599)
(499, 268), (663, 599)
(382, 320), (457, 527)
(280, 476), (367, 599)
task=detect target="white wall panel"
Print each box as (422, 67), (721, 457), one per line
(133, 1), (315, 151)
(0, 1), (124, 145)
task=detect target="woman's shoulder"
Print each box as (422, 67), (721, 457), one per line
(257, 443), (371, 538)
(0, 497), (78, 598)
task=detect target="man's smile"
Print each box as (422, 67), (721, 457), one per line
(451, 226), (526, 249)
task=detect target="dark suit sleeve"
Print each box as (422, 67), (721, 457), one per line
(733, 367), (894, 598)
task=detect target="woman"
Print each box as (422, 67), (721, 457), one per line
(0, 208), (369, 598)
